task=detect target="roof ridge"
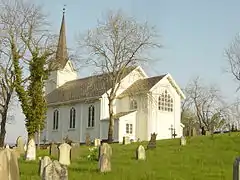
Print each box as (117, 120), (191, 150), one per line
(65, 66), (138, 84)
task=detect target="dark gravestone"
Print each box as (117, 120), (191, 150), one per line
(85, 133), (91, 146)
(233, 157), (240, 180)
(49, 143), (58, 158)
(70, 145), (80, 161)
(147, 133), (157, 149)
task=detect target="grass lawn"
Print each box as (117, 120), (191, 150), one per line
(19, 133), (240, 180)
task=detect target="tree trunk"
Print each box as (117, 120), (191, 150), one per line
(107, 99), (114, 143)
(37, 125), (40, 149)
(0, 112), (7, 147)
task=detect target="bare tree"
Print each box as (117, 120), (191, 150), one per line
(185, 77), (226, 133)
(225, 33), (240, 91)
(0, 54), (15, 147)
(0, 0), (56, 142)
(79, 10), (161, 142)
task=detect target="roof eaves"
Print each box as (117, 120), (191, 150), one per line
(47, 96), (102, 107)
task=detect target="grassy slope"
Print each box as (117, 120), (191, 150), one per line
(19, 133), (240, 180)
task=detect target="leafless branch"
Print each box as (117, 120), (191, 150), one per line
(184, 77), (227, 132)
(77, 10), (161, 142)
(225, 33), (240, 91)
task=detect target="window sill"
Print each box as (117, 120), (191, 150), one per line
(68, 128), (76, 131)
(52, 130), (59, 132)
(86, 127), (94, 129)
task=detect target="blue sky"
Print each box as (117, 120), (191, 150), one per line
(5, 0), (240, 143)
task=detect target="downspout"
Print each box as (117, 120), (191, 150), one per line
(99, 97), (102, 139)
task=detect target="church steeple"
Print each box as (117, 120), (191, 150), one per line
(56, 7), (68, 69)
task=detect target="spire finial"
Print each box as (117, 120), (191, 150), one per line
(63, 4), (66, 14)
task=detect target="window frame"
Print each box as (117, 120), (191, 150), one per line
(126, 123), (133, 134)
(53, 109), (59, 130)
(69, 107), (76, 129)
(88, 105), (95, 128)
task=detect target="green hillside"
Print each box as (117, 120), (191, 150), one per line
(19, 133), (240, 180)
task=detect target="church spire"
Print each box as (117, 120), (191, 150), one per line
(56, 6), (68, 69)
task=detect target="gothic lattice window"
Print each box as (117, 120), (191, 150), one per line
(69, 107), (76, 129)
(158, 90), (173, 112)
(53, 110), (59, 130)
(88, 105), (95, 127)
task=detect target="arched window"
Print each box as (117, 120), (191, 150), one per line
(130, 98), (137, 110)
(53, 110), (59, 130)
(69, 107), (76, 129)
(158, 90), (173, 112)
(88, 105), (95, 127)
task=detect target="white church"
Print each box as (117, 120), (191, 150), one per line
(41, 12), (185, 144)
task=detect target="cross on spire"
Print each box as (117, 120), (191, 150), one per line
(63, 4), (66, 14)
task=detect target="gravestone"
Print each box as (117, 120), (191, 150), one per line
(85, 133), (91, 146)
(70, 142), (80, 148)
(98, 154), (111, 173)
(58, 143), (71, 166)
(206, 131), (211, 136)
(191, 127), (197, 136)
(180, 136), (186, 146)
(16, 136), (24, 155)
(24, 144), (27, 152)
(25, 138), (36, 161)
(98, 143), (112, 160)
(233, 157), (240, 180)
(5, 144), (9, 149)
(39, 156), (52, 177)
(49, 143), (58, 158)
(147, 133), (157, 149)
(94, 138), (101, 147)
(123, 136), (130, 145)
(136, 145), (146, 160)
(70, 146), (79, 161)
(42, 160), (68, 180)
(0, 148), (20, 180)
(12, 147), (20, 159)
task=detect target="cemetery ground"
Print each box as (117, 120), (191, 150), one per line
(19, 133), (240, 180)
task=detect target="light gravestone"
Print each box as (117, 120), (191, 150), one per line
(25, 138), (36, 161)
(5, 144), (9, 149)
(205, 131), (211, 136)
(233, 157), (240, 180)
(191, 128), (197, 136)
(24, 144), (27, 152)
(99, 154), (111, 173)
(39, 156), (52, 177)
(94, 139), (101, 147)
(0, 148), (20, 180)
(42, 160), (68, 180)
(12, 147), (20, 159)
(136, 145), (146, 160)
(16, 136), (24, 154)
(180, 136), (186, 146)
(98, 143), (112, 160)
(58, 143), (71, 166)
(123, 136), (130, 145)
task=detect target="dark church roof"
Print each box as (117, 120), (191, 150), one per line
(46, 66), (137, 105)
